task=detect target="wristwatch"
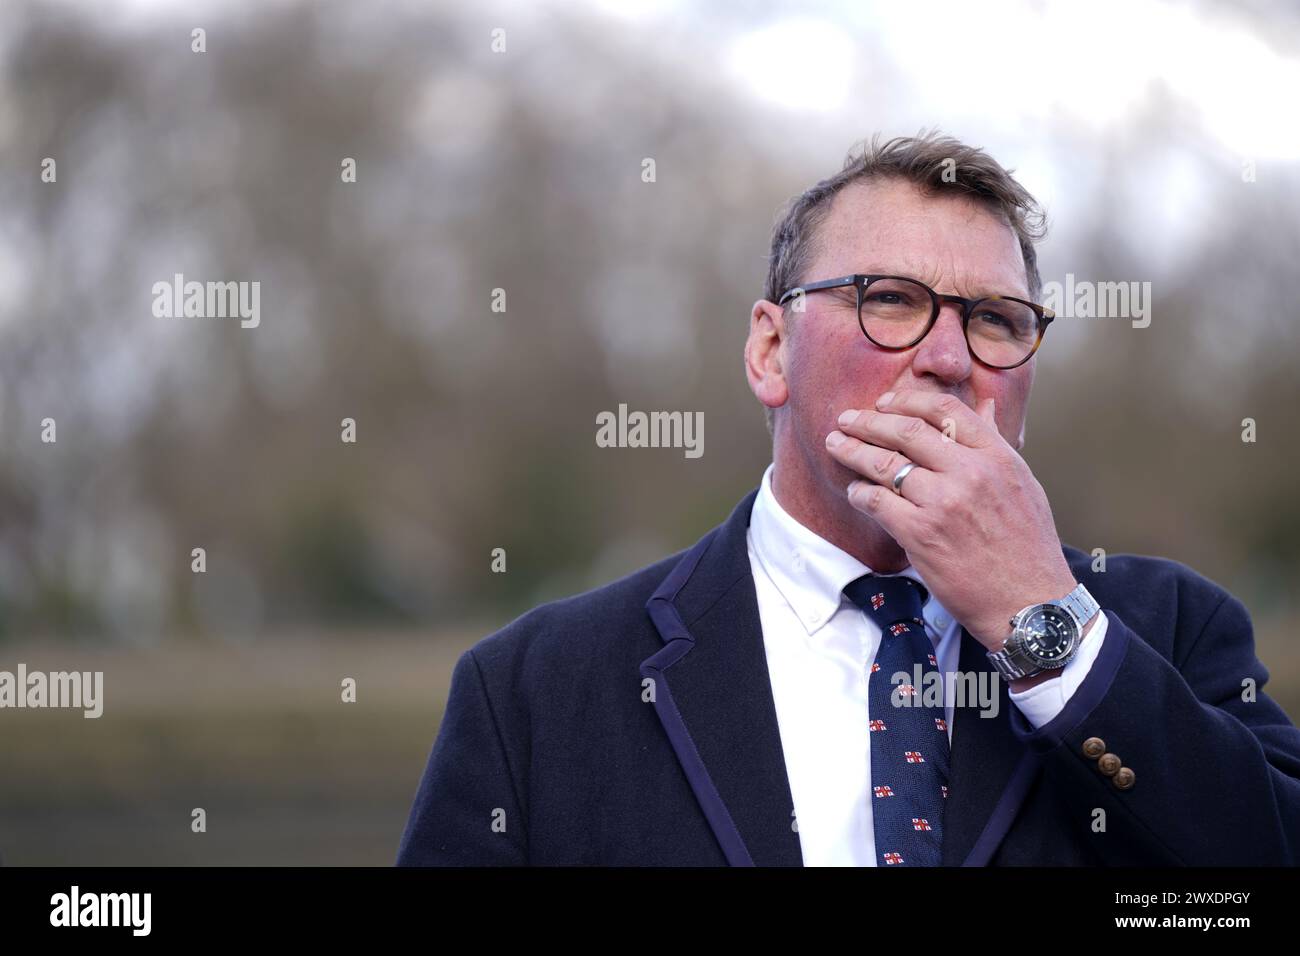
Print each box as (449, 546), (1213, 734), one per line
(986, 582), (1100, 681)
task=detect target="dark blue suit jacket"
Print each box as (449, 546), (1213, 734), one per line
(397, 487), (1300, 865)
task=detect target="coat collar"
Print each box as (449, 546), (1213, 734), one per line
(641, 485), (1039, 866)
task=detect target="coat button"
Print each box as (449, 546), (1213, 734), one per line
(1113, 767), (1136, 790)
(1097, 752), (1122, 776)
(1082, 737), (1106, 759)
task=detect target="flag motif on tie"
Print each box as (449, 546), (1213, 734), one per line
(941, 785), (948, 799)
(844, 572), (948, 867)
(869, 719), (886, 731)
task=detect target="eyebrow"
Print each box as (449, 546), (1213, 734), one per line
(850, 269), (1027, 300)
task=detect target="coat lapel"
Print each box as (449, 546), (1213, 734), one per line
(940, 628), (1041, 865)
(642, 486), (1040, 866)
(641, 487), (803, 866)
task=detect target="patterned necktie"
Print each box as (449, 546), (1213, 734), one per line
(843, 573), (949, 867)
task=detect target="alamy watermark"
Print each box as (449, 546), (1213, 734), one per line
(0, 664), (103, 718)
(152, 273), (260, 328)
(596, 403), (703, 459)
(50, 886), (150, 936)
(889, 665), (999, 719)
(1041, 273), (1152, 328)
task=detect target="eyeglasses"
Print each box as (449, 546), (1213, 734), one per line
(777, 274), (1055, 370)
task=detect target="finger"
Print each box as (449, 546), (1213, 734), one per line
(978, 396), (996, 431)
(826, 430), (937, 503)
(835, 406), (957, 472)
(873, 389), (996, 451)
(846, 477), (921, 543)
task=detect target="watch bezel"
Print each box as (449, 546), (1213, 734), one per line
(989, 582), (1099, 681)
(1011, 602), (1080, 670)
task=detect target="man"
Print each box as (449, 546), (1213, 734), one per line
(397, 132), (1300, 866)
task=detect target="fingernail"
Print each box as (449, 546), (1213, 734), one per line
(826, 430), (844, 447)
(876, 391), (895, 408)
(838, 409), (858, 426)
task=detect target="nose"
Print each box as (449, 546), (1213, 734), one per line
(909, 301), (972, 384)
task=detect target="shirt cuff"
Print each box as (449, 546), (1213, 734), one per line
(1006, 611), (1109, 729)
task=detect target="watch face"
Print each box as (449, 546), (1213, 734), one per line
(1021, 606), (1075, 663)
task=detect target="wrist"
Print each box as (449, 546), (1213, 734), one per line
(986, 579), (1100, 684)
(1005, 607), (1099, 693)
(976, 572), (1080, 652)
(1007, 669), (1057, 693)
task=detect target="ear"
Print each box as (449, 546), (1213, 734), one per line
(744, 298), (789, 414)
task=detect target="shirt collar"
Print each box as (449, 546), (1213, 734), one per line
(748, 462), (951, 637)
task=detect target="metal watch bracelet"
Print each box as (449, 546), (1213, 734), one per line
(988, 582), (1099, 681)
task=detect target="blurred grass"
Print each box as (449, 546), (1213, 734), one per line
(1, 617), (1297, 865)
(0, 632), (473, 865)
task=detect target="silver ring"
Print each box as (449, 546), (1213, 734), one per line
(891, 461), (917, 493)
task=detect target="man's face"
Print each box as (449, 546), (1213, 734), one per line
(753, 176), (1037, 505)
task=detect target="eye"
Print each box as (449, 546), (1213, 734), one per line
(974, 308), (1012, 327)
(863, 288), (924, 309)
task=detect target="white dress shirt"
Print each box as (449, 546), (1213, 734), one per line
(745, 462), (1108, 866)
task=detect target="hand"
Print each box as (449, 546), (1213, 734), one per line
(824, 389), (1078, 651)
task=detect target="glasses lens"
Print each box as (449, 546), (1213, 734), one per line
(966, 297), (1040, 367)
(859, 277), (934, 347)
